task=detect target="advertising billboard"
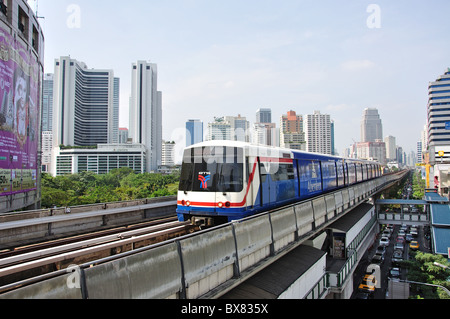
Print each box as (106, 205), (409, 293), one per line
(0, 26), (40, 196)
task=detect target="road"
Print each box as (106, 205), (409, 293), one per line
(351, 222), (431, 299)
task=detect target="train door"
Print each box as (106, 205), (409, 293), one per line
(259, 158), (272, 207)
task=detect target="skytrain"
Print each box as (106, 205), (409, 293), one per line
(177, 141), (382, 225)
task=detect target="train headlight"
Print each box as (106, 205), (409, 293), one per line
(225, 201), (231, 208)
(186, 201), (191, 207)
(218, 202), (223, 208)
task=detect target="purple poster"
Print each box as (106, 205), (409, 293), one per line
(0, 26), (39, 196)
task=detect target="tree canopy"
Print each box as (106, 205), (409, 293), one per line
(41, 168), (179, 208)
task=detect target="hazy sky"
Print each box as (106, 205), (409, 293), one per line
(29, 0), (450, 156)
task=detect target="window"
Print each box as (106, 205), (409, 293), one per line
(179, 146), (244, 193)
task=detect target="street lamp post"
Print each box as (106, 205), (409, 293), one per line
(399, 279), (450, 297)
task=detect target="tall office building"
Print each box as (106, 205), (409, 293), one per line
(416, 141), (423, 164)
(111, 78), (120, 144)
(384, 135), (396, 162)
(356, 141), (387, 164)
(52, 56), (119, 147)
(256, 108), (272, 123)
(0, 0), (45, 213)
(41, 73), (54, 173)
(304, 111), (332, 155)
(360, 108), (383, 142)
(280, 110), (305, 150)
(427, 68), (450, 164)
(225, 115), (250, 142)
(186, 119), (203, 147)
(129, 61), (162, 172)
(118, 127), (129, 144)
(253, 108), (279, 146)
(207, 117), (232, 141)
(42, 73), (53, 132)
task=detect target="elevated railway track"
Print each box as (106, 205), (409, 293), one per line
(0, 171), (408, 298)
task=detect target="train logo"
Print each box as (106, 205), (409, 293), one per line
(198, 173), (211, 189)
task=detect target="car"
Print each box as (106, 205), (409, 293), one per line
(409, 241), (419, 250)
(376, 245), (386, 257)
(382, 229), (391, 238)
(392, 250), (404, 266)
(359, 274), (377, 293)
(405, 233), (413, 242)
(409, 231), (418, 238)
(394, 243), (404, 251)
(396, 236), (405, 244)
(398, 230), (406, 237)
(379, 237), (389, 246)
(389, 267), (401, 279)
(354, 292), (370, 299)
(371, 254), (384, 264)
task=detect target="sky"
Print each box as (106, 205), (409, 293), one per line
(28, 0), (450, 159)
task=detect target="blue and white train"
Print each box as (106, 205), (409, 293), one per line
(177, 141), (382, 225)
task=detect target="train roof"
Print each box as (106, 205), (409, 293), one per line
(185, 141), (380, 165)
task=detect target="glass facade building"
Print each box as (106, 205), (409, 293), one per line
(428, 68), (450, 164)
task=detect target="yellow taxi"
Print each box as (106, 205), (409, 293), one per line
(358, 274), (377, 293)
(409, 241), (419, 250)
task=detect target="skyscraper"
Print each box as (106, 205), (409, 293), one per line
(186, 119), (203, 147)
(225, 114), (250, 142)
(253, 108), (278, 146)
(42, 73), (54, 132)
(427, 68), (450, 164)
(256, 108), (272, 123)
(304, 111), (331, 155)
(207, 117), (232, 141)
(129, 61), (162, 172)
(360, 108), (383, 142)
(384, 135), (396, 162)
(52, 56), (119, 147)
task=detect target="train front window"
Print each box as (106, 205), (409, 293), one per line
(178, 146), (244, 193)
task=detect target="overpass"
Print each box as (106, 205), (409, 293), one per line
(0, 171), (407, 299)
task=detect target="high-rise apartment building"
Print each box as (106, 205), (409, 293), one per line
(129, 61), (162, 172)
(280, 110), (305, 150)
(361, 108), (383, 142)
(304, 111), (331, 155)
(427, 68), (450, 164)
(186, 119), (203, 147)
(162, 141), (175, 166)
(52, 56), (119, 147)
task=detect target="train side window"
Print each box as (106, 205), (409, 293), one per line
(259, 162), (268, 183)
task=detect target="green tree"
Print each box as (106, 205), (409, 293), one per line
(402, 252), (450, 299)
(40, 170), (180, 208)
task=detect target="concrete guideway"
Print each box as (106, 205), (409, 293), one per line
(0, 198), (177, 249)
